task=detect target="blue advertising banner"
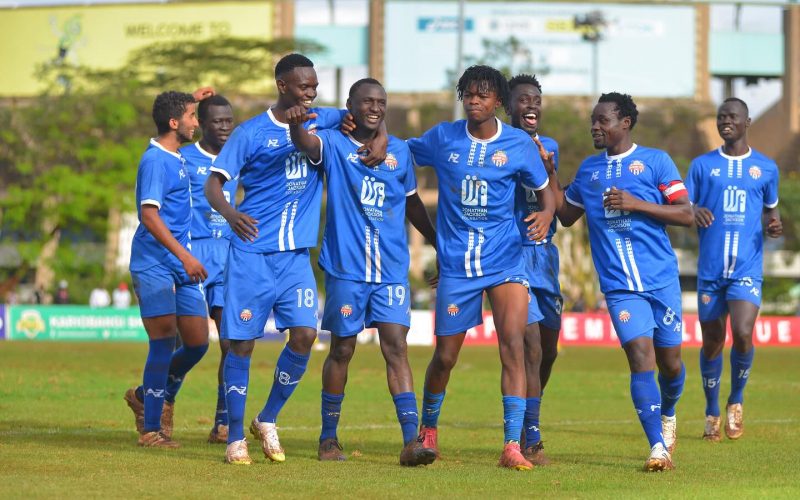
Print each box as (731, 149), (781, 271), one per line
(0, 304), (5, 339)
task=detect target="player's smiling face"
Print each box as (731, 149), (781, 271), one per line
(510, 83), (542, 135)
(347, 83), (386, 134)
(590, 102), (629, 151)
(174, 102), (199, 144)
(278, 66), (319, 109)
(717, 101), (750, 144)
(201, 104), (234, 150)
(462, 82), (501, 126)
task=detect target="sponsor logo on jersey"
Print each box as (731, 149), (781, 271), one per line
(285, 152), (308, 179)
(447, 303), (460, 316)
(384, 153), (398, 170)
(196, 166), (207, 175)
(347, 153), (360, 163)
(628, 160), (645, 175)
(591, 170), (600, 181)
(491, 150), (508, 167)
(267, 139), (280, 148)
(710, 168), (721, 177)
(340, 304), (353, 318)
(749, 166), (762, 180)
(701, 294), (712, 305)
(360, 176), (386, 207)
(461, 175), (488, 207)
(618, 310), (631, 323)
(239, 309), (253, 322)
(723, 186), (746, 213)
(448, 153), (460, 163)
(525, 186), (538, 204)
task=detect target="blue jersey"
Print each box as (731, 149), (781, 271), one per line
(686, 147), (779, 281)
(565, 144), (685, 293)
(211, 107), (344, 253)
(180, 142), (237, 241)
(130, 139), (192, 272)
(408, 119), (549, 278)
(316, 131), (417, 283)
(514, 134), (560, 245)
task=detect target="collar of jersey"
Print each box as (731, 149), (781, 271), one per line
(717, 146), (752, 161)
(267, 107), (290, 129)
(194, 142), (217, 161)
(150, 138), (182, 159)
(605, 143), (637, 161)
(346, 134), (366, 149)
(465, 117), (503, 143)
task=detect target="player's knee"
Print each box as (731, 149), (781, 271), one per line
(289, 327), (317, 352)
(230, 339), (255, 357)
(433, 348), (459, 371)
(541, 344), (558, 367)
(330, 341), (355, 363)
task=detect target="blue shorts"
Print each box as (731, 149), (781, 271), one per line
(605, 279), (683, 348)
(193, 238), (230, 311)
(221, 247), (318, 341)
(697, 276), (763, 322)
(522, 243), (563, 330)
(435, 264), (530, 336)
(131, 263), (207, 318)
(322, 274), (411, 337)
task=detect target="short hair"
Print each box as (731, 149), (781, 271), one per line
(508, 74), (542, 94)
(348, 78), (383, 99)
(456, 65), (510, 107)
(722, 97), (749, 117)
(152, 91), (195, 135)
(198, 95), (231, 122)
(598, 92), (638, 129)
(275, 53), (314, 79)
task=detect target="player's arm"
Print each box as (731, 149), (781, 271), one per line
(192, 86), (215, 102)
(524, 185), (554, 241)
(685, 160), (714, 228)
(286, 105), (322, 163)
(532, 136), (583, 226)
(140, 204), (207, 282)
(205, 172), (258, 242)
(339, 112), (388, 167)
(406, 192), (436, 246)
(764, 206), (782, 237)
(604, 187), (694, 226)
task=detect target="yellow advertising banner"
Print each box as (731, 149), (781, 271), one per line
(0, 2), (273, 96)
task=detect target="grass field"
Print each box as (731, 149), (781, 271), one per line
(1, 341), (798, 499)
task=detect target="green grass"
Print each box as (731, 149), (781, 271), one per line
(1, 342), (799, 499)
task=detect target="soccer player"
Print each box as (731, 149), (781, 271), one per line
(124, 89), (213, 448)
(287, 78), (438, 466)
(179, 94), (236, 444)
(409, 65), (553, 470)
(546, 92), (692, 471)
(507, 74), (562, 465)
(686, 97), (781, 442)
(205, 54), (386, 465)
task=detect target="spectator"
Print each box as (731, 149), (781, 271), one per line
(89, 286), (111, 308)
(55, 280), (70, 305)
(112, 282), (132, 309)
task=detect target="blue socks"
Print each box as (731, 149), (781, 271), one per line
(421, 390), (445, 428)
(165, 343), (209, 403)
(728, 347), (754, 405)
(393, 392), (419, 445)
(524, 397), (542, 445)
(658, 363), (685, 418)
(630, 371), (664, 448)
(258, 345), (310, 424)
(223, 352), (250, 443)
(215, 384), (228, 427)
(502, 395), (526, 444)
(700, 350), (723, 417)
(142, 337), (176, 432)
(320, 391), (344, 442)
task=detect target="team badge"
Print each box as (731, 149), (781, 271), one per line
(491, 150), (508, 167)
(618, 310), (631, 323)
(340, 304), (353, 318)
(447, 304), (460, 316)
(240, 309), (253, 322)
(384, 153), (398, 170)
(701, 294), (711, 305)
(749, 166), (761, 180)
(308, 124), (318, 135)
(629, 160), (645, 175)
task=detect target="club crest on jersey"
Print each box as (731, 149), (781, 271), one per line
(384, 153), (398, 170)
(340, 304), (353, 318)
(701, 294), (712, 305)
(447, 303), (460, 316)
(749, 166), (762, 180)
(628, 160), (645, 175)
(491, 150), (508, 167)
(618, 310), (631, 323)
(239, 309), (253, 322)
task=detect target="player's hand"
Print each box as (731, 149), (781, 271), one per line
(340, 112), (357, 134)
(181, 254), (208, 283)
(532, 136), (556, 175)
(192, 86), (215, 102)
(426, 260), (440, 290)
(766, 216), (783, 238)
(227, 211), (259, 242)
(360, 133), (388, 167)
(693, 206), (715, 228)
(285, 105), (317, 126)
(603, 187), (640, 212)
(525, 209), (553, 242)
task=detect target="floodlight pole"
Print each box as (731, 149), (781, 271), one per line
(453, 0), (465, 120)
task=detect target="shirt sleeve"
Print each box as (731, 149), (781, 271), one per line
(564, 178), (584, 209)
(685, 159), (700, 205)
(138, 157), (166, 209)
(655, 152), (688, 204)
(313, 129), (333, 172)
(315, 108), (348, 130)
(401, 145), (418, 196)
(764, 163), (779, 208)
(519, 139), (549, 191)
(212, 125), (250, 181)
(407, 124), (440, 168)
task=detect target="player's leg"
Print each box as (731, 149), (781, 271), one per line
(488, 281), (534, 471)
(697, 280), (728, 442)
(725, 293), (760, 440)
(652, 281), (685, 454)
(523, 322), (542, 447)
(209, 306), (230, 443)
(224, 339), (255, 464)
